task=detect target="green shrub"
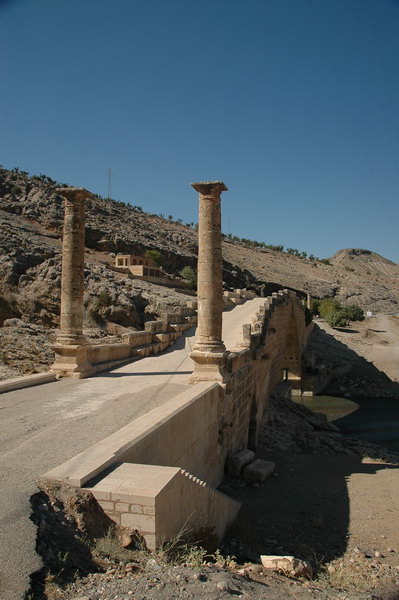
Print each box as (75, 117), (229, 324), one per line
(318, 298), (341, 319)
(144, 249), (164, 267)
(94, 291), (112, 310)
(305, 307), (313, 325)
(311, 298), (320, 314)
(180, 266), (196, 289)
(325, 310), (349, 328)
(341, 305), (364, 321)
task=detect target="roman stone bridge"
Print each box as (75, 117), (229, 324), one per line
(40, 182), (312, 549)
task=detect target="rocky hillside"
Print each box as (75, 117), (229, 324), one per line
(1, 165), (399, 378)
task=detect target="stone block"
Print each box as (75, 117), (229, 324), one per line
(226, 449), (255, 477)
(121, 512), (155, 532)
(98, 500), (115, 511)
(114, 502), (130, 512)
(260, 555), (313, 578)
(243, 459), (275, 482)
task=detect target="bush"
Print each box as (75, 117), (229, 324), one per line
(316, 297), (364, 326)
(305, 307), (313, 325)
(318, 298), (341, 319)
(341, 305), (364, 322)
(94, 291), (112, 311)
(180, 266), (196, 289)
(144, 249), (163, 267)
(326, 310), (349, 328)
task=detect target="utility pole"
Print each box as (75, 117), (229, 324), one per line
(107, 168), (112, 200)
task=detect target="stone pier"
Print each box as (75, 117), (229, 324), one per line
(51, 187), (95, 378)
(189, 181), (228, 384)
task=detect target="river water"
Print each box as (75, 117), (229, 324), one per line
(296, 394), (399, 452)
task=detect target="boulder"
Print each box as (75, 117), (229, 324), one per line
(260, 555), (313, 578)
(243, 459), (275, 482)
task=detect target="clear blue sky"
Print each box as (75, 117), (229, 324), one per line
(1, 0), (399, 261)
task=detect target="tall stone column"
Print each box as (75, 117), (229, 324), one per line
(51, 187), (95, 378)
(189, 181), (228, 383)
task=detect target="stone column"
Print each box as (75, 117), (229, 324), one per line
(306, 293), (312, 310)
(189, 181), (228, 383)
(51, 187), (95, 378)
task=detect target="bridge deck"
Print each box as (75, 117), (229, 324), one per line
(0, 297), (265, 600)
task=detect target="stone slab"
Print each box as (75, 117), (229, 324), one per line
(226, 449), (255, 477)
(243, 459), (275, 482)
(260, 555), (313, 578)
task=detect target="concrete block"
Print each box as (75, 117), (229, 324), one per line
(226, 449), (255, 477)
(243, 459), (275, 482)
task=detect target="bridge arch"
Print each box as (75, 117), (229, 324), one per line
(282, 311), (303, 394)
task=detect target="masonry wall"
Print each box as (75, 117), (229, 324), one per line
(42, 290), (310, 548)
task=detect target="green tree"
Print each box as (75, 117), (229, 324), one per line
(144, 249), (164, 267)
(326, 310), (349, 328)
(318, 298), (341, 319)
(341, 305), (365, 322)
(180, 266), (197, 289)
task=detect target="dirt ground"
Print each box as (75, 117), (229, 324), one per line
(311, 314), (399, 389)
(31, 315), (399, 600)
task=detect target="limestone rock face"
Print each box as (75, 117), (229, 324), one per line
(2, 167), (399, 313)
(1, 166), (399, 376)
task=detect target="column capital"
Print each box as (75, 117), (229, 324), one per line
(55, 187), (92, 204)
(191, 181), (228, 196)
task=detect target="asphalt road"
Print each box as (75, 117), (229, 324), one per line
(0, 298), (264, 600)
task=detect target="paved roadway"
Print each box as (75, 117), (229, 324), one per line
(0, 298), (264, 600)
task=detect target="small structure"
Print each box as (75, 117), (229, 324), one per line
(115, 254), (171, 284)
(115, 254), (163, 279)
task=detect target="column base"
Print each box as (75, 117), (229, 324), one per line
(188, 348), (229, 384)
(56, 333), (87, 345)
(50, 344), (96, 379)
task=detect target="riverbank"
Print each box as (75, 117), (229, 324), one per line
(308, 314), (399, 398)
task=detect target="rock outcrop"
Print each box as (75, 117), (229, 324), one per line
(1, 166), (399, 378)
